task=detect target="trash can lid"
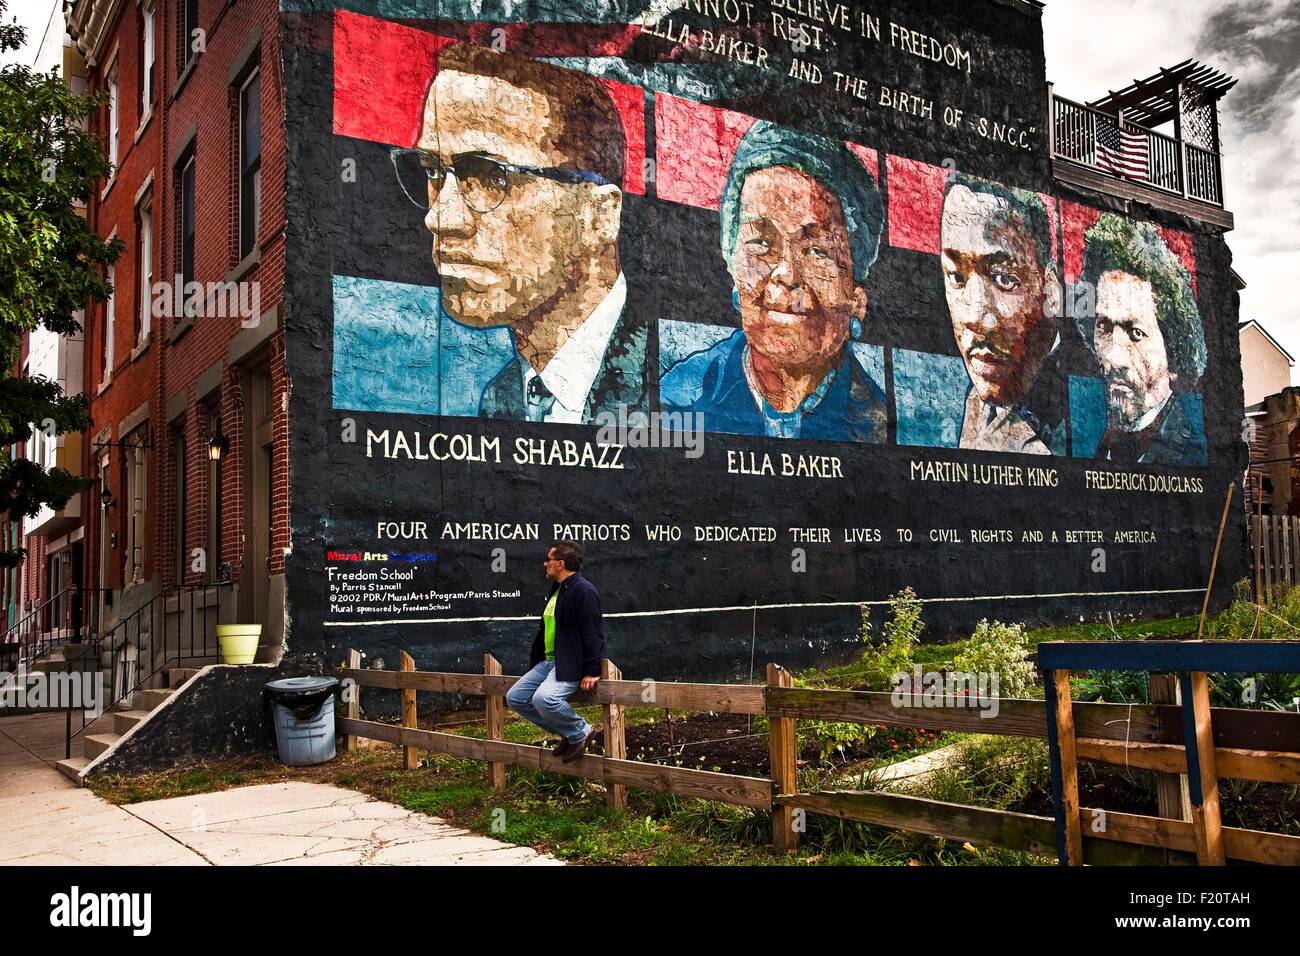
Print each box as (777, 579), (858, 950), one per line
(265, 676), (340, 696)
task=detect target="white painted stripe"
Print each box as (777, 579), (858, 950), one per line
(322, 587), (1205, 627)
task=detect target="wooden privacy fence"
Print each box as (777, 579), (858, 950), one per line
(1251, 514), (1300, 597)
(336, 648), (1300, 866)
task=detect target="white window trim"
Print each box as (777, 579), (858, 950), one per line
(238, 67), (261, 260)
(107, 60), (119, 167)
(103, 262), (116, 388)
(137, 193), (153, 344)
(139, 2), (155, 121)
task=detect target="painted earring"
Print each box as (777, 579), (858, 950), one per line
(732, 288), (741, 313)
(850, 316), (863, 339)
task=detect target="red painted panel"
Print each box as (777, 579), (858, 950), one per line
(886, 155), (946, 255)
(654, 93), (755, 209)
(333, 12), (644, 193)
(600, 78), (646, 196)
(654, 94), (879, 210)
(1157, 226), (1197, 297)
(846, 142), (879, 181)
(1061, 199), (1102, 285)
(1037, 191), (1059, 265)
(333, 11), (450, 148)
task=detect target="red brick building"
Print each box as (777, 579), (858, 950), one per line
(69, 0), (288, 656)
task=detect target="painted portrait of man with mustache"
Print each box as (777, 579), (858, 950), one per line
(940, 174), (1066, 455)
(1077, 214), (1207, 465)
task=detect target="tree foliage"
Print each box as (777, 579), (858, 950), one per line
(0, 0), (122, 567)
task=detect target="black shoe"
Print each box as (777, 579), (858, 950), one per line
(560, 729), (595, 763)
(549, 737), (572, 757)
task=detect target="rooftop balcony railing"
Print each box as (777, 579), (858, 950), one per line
(1050, 90), (1225, 208)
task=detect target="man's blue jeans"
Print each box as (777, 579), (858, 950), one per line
(505, 660), (593, 743)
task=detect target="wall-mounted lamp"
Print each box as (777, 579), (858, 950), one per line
(207, 420), (230, 462)
(100, 487), (114, 510)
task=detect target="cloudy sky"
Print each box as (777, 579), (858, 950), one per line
(0, 0), (58, 67)
(1043, 0), (1300, 377)
(4, 0), (1296, 371)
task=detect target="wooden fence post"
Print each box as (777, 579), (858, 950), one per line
(1254, 477), (1263, 603)
(484, 653), (507, 792)
(1150, 673), (1191, 863)
(1197, 482), (1234, 639)
(342, 648), (361, 752)
(1181, 671), (1226, 865)
(601, 658), (627, 811)
(767, 663), (799, 854)
(400, 651), (418, 770)
(1044, 668), (1083, 865)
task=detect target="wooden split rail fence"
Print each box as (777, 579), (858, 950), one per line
(337, 648), (1300, 866)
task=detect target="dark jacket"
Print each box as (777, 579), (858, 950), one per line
(660, 329), (887, 442)
(478, 299), (649, 423)
(1097, 392), (1208, 466)
(530, 572), (606, 682)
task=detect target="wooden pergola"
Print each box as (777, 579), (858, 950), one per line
(1088, 58), (1237, 150)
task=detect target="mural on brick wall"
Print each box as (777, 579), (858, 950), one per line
(284, 1), (1243, 680)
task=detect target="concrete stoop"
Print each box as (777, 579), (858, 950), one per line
(54, 661), (211, 786)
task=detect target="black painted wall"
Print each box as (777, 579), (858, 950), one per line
(277, 0), (1246, 685)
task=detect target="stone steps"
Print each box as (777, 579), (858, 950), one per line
(55, 756), (90, 784)
(59, 668), (194, 785)
(113, 709), (152, 734)
(168, 667), (202, 688)
(138, 688), (175, 710)
(84, 734), (119, 760)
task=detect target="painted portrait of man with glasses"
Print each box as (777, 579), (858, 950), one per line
(389, 43), (647, 424)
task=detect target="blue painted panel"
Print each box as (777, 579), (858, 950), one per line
(331, 275), (513, 416)
(894, 349), (968, 448)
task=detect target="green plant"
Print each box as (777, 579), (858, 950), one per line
(1074, 669), (1149, 703)
(0, 1), (123, 565)
(952, 619), (1036, 698)
(858, 588), (923, 690)
(916, 736), (1054, 811)
(804, 720), (877, 762)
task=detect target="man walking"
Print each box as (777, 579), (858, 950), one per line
(505, 541), (604, 762)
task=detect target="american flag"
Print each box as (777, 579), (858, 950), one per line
(1095, 115), (1150, 181)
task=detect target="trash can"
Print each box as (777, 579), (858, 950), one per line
(263, 676), (341, 766)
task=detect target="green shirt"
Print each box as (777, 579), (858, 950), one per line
(543, 590), (558, 661)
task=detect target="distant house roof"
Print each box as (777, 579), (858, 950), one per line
(1241, 319), (1296, 365)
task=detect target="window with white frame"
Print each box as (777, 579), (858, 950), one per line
(103, 263), (115, 382)
(238, 68), (262, 260)
(123, 435), (147, 585)
(140, 4), (155, 116)
(137, 194), (152, 342)
(107, 62), (119, 169)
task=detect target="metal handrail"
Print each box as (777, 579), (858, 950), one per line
(1, 585), (102, 674)
(65, 581), (230, 758)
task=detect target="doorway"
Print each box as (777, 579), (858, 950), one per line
(241, 366), (274, 630)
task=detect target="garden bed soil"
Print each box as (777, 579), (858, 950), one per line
(584, 711), (938, 777)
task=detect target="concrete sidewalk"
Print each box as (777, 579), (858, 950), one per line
(0, 712), (561, 866)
